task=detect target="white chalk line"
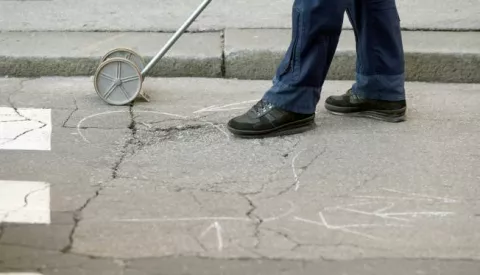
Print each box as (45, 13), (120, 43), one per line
(338, 207), (411, 222)
(113, 217), (251, 223)
(334, 204), (455, 223)
(381, 188), (458, 203)
(324, 201), (378, 211)
(76, 110), (128, 143)
(294, 212), (384, 241)
(200, 221), (224, 251)
(291, 149), (306, 192)
(112, 201), (297, 224)
(193, 100), (258, 114)
(381, 212), (455, 218)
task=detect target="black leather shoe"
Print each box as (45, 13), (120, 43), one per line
(325, 89), (407, 122)
(227, 100), (315, 138)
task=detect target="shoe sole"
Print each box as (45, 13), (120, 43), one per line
(324, 104), (407, 123)
(227, 116), (316, 139)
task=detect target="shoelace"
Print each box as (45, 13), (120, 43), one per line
(252, 100), (274, 115)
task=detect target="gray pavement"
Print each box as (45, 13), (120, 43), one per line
(0, 76), (480, 274)
(1, 0), (479, 31)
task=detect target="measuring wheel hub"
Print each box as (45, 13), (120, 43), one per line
(93, 57), (143, 106)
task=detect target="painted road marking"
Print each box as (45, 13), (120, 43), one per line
(0, 107), (52, 151)
(0, 181), (50, 224)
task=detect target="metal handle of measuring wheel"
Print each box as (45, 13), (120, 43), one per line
(141, 0), (213, 76)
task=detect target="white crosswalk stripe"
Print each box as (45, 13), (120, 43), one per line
(0, 107), (51, 150)
(0, 107), (52, 225)
(0, 180), (50, 224)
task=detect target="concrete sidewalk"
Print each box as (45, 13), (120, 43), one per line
(1, 0), (479, 31)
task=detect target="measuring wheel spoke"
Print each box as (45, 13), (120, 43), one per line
(99, 72), (115, 81)
(116, 62), (122, 79)
(103, 82), (118, 99)
(121, 75), (139, 83)
(119, 85), (130, 99)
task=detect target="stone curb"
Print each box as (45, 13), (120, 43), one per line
(0, 29), (479, 83)
(0, 32), (223, 78)
(225, 29), (480, 83)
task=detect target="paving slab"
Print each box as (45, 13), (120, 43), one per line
(0, 77), (479, 274)
(0, 0), (478, 31)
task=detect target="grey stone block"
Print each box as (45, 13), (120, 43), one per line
(224, 29), (480, 83)
(0, 32), (223, 78)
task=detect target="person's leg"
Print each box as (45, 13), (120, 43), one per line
(227, 0), (350, 138)
(325, 0), (407, 122)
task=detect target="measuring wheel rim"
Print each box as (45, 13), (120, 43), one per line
(94, 57), (143, 106)
(101, 47), (146, 71)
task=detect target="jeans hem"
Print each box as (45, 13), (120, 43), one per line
(262, 79), (319, 114)
(352, 72), (406, 101)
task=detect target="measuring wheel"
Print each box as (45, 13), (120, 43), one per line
(94, 57), (143, 106)
(93, 0), (213, 105)
(101, 48), (146, 72)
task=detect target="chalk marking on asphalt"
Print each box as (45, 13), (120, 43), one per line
(76, 110), (127, 142)
(381, 188), (458, 203)
(352, 195), (456, 203)
(291, 149), (306, 191)
(200, 221), (224, 251)
(338, 207), (411, 222)
(324, 201), (379, 211)
(0, 181), (50, 224)
(111, 199), (296, 224)
(294, 212), (384, 241)
(198, 120), (230, 140)
(193, 100), (258, 114)
(382, 212), (455, 218)
(0, 107), (51, 150)
(113, 216), (251, 223)
(374, 202), (396, 214)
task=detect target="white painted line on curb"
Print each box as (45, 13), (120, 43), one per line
(0, 273), (43, 275)
(0, 180), (50, 224)
(0, 107), (52, 151)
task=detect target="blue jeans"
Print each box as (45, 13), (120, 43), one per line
(263, 0), (406, 114)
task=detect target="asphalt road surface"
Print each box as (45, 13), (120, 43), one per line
(0, 77), (479, 274)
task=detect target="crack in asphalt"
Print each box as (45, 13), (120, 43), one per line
(60, 186), (104, 254)
(242, 195), (263, 249)
(272, 145), (328, 198)
(61, 105), (137, 254)
(61, 94), (79, 127)
(112, 105), (138, 179)
(260, 227), (301, 249)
